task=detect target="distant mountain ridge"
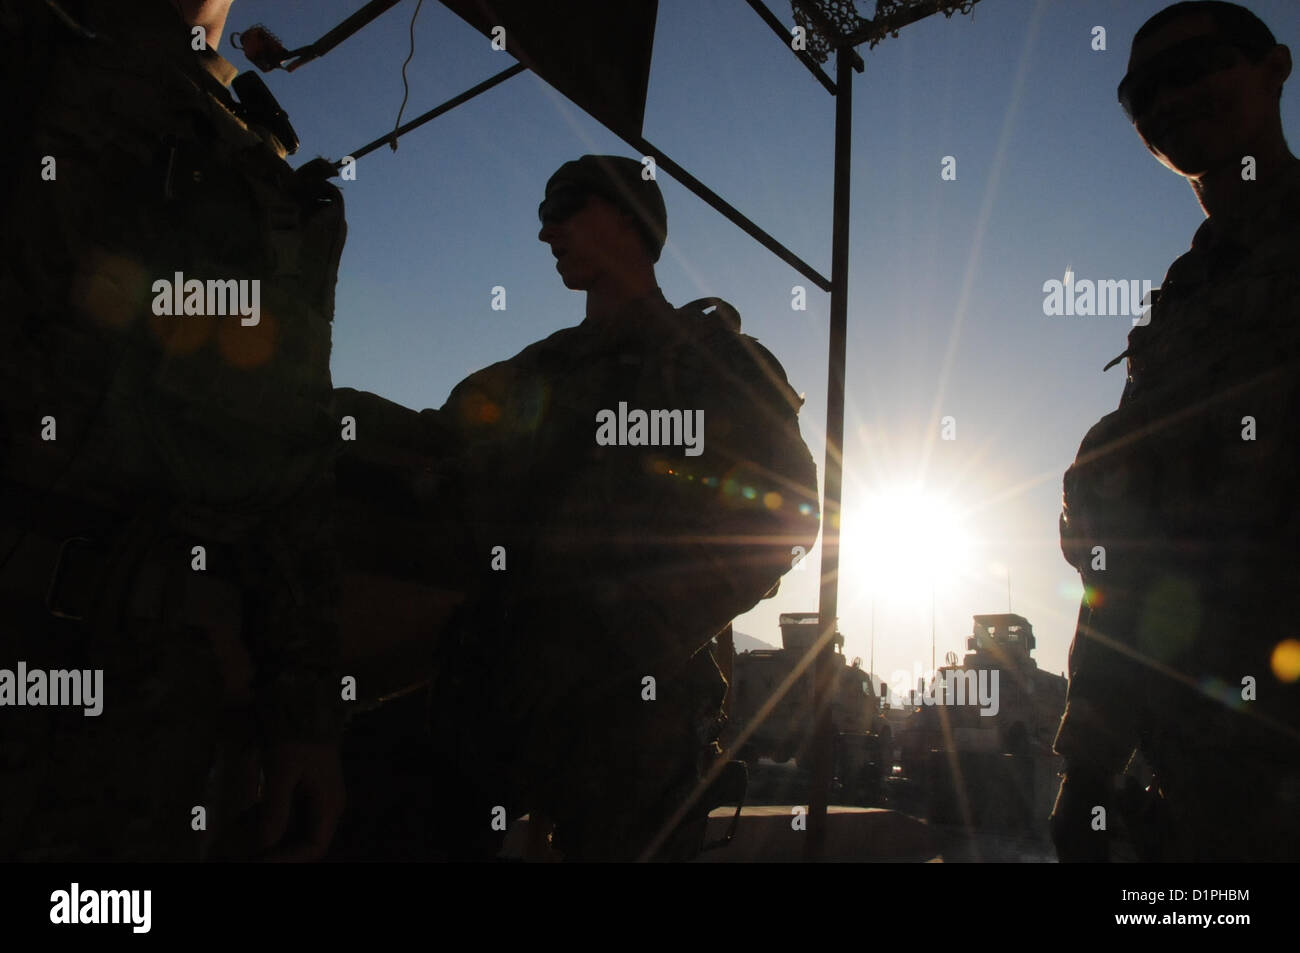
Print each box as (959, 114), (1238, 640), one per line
(731, 630), (776, 653)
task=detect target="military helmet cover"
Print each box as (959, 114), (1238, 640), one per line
(541, 155), (667, 262)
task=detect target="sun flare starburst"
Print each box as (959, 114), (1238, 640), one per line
(852, 483), (973, 604)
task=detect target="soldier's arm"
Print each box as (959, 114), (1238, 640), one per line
(236, 165), (349, 858)
(232, 460), (346, 861)
(244, 466), (345, 745)
(1056, 406), (1150, 761)
(1052, 403), (1155, 859)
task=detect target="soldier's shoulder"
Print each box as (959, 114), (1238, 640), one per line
(673, 297), (742, 334)
(481, 325), (588, 382)
(688, 296), (790, 361)
(439, 325), (582, 408)
(671, 297), (803, 409)
(516, 323), (586, 359)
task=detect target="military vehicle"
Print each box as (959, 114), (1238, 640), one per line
(888, 613), (1067, 836)
(723, 612), (891, 806)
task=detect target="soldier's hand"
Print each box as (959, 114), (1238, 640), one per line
(255, 742), (346, 862)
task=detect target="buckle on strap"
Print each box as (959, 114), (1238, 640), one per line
(45, 536), (98, 621)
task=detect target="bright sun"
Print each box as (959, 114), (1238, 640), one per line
(852, 484), (973, 602)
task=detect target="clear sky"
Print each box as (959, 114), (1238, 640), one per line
(223, 0), (1300, 702)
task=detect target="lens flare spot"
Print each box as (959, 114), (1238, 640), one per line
(1271, 639), (1300, 683)
(763, 491), (782, 510)
(1197, 676), (1244, 710)
(1058, 579), (1086, 602)
(741, 486), (757, 500)
(461, 394), (501, 426)
(149, 310), (214, 355)
(74, 252), (149, 330)
(217, 309), (277, 368)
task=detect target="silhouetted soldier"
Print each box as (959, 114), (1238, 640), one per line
(0, 0), (346, 859)
(1053, 1), (1300, 862)
(425, 155), (820, 860)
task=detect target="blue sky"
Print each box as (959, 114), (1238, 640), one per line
(223, 0), (1300, 700)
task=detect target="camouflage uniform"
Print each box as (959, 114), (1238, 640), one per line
(0, 0), (346, 859)
(426, 289), (820, 860)
(1056, 160), (1300, 862)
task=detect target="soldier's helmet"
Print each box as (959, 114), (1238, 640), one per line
(539, 155), (668, 262)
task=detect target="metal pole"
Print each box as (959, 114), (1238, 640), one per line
(805, 46), (853, 862)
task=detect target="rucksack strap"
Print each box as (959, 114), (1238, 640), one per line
(679, 297), (741, 332)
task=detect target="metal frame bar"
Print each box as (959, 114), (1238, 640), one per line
(342, 63), (528, 163)
(623, 134), (832, 292)
(805, 45), (853, 860)
(285, 0), (406, 71)
(791, 0), (866, 71)
(742, 0), (838, 95)
(338, 63), (831, 291)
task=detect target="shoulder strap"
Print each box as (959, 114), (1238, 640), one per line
(678, 297), (741, 332)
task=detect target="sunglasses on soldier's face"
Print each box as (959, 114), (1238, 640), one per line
(538, 188), (591, 226)
(1117, 35), (1266, 121)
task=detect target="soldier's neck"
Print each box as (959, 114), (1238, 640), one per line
(584, 271), (660, 322)
(1190, 139), (1298, 221)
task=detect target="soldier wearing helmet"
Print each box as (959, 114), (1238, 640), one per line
(425, 155), (819, 860)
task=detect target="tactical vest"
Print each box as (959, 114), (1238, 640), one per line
(426, 293), (811, 858)
(0, 0), (345, 543)
(431, 290), (818, 729)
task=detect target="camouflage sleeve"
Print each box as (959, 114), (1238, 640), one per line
(427, 335), (581, 564)
(1054, 601), (1143, 774)
(243, 449), (345, 745)
(239, 171), (348, 747)
(244, 145), (349, 746)
(434, 330), (577, 448)
(1054, 402), (1155, 773)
